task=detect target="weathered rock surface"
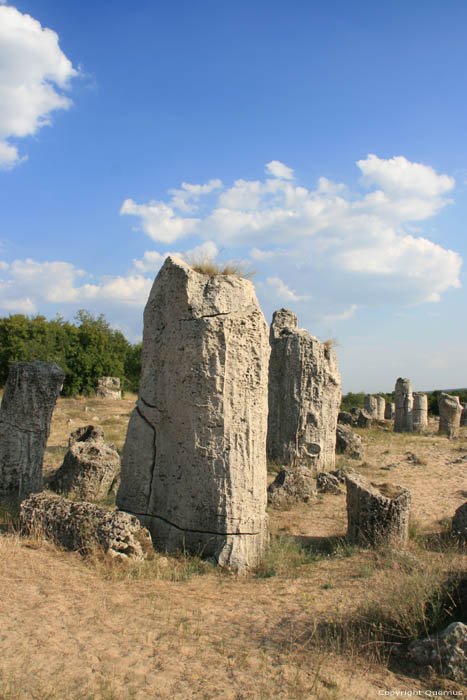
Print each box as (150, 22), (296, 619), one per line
(20, 493), (152, 559)
(0, 361), (64, 503)
(452, 501), (467, 540)
(364, 395), (378, 419)
(316, 470), (346, 495)
(412, 392), (428, 433)
(384, 402), (395, 420)
(394, 378), (413, 433)
(338, 411), (354, 426)
(346, 472), (411, 547)
(376, 396), (386, 421)
(96, 376), (121, 400)
(461, 403), (467, 427)
(439, 393), (462, 439)
(356, 409), (373, 429)
(336, 425), (364, 460)
(267, 467), (316, 507)
(117, 256), (270, 570)
(49, 425), (120, 502)
(267, 309), (341, 473)
(408, 622), (467, 682)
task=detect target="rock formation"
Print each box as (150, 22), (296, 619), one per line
(412, 392), (428, 433)
(96, 377), (121, 400)
(408, 622), (467, 682)
(336, 425), (364, 460)
(267, 309), (341, 472)
(267, 468), (315, 508)
(376, 396), (386, 421)
(117, 256), (270, 570)
(461, 403), (467, 427)
(363, 395), (378, 419)
(356, 408), (372, 428)
(384, 402), (395, 420)
(394, 378), (413, 433)
(438, 393), (462, 439)
(346, 472), (411, 547)
(20, 493), (152, 560)
(452, 501), (467, 540)
(49, 425), (120, 502)
(337, 411), (353, 426)
(0, 361), (64, 503)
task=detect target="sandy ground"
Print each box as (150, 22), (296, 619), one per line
(0, 398), (466, 699)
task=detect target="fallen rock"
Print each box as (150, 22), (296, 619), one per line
(439, 393), (462, 439)
(408, 621), (467, 682)
(267, 468), (316, 507)
(316, 472), (343, 495)
(338, 411), (354, 426)
(336, 425), (364, 460)
(49, 425), (120, 502)
(96, 377), (121, 400)
(356, 409), (373, 429)
(20, 492), (153, 560)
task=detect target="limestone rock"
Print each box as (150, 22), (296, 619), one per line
(20, 492), (152, 560)
(376, 396), (386, 421)
(452, 501), (467, 540)
(267, 309), (341, 473)
(316, 471), (344, 495)
(356, 409), (372, 428)
(336, 425), (364, 460)
(384, 402), (395, 420)
(364, 395), (378, 418)
(117, 256), (270, 570)
(49, 425), (120, 502)
(267, 467), (316, 507)
(408, 622), (467, 682)
(346, 472), (411, 547)
(394, 378), (413, 433)
(439, 393), (462, 439)
(461, 403), (467, 427)
(338, 411), (354, 426)
(96, 377), (121, 400)
(412, 392), (428, 433)
(0, 361), (64, 503)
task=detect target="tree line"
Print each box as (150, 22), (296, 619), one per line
(0, 311), (141, 396)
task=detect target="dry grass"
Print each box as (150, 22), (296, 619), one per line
(0, 399), (466, 698)
(184, 252), (256, 280)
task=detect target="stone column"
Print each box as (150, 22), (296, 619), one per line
(460, 404), (467, 427)
(412, 393), (428, 433)
(267, 309), (341, 473)
(394, 378), (413, 432)
(385, 402), (395, 420)
(438, 393), (462, 439)
(346, 472), (411, 548)
(117, 256), (270, 570)
(364, 395), (378, 419)
(0, 361), (64, 503)
(376, 396), (386, 421)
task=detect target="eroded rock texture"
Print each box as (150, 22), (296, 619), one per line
(452, 501), (467, 540)
(267, 468), (316, 508)
(461, 404), (467, 427)
(412, 392), (428, 433)
(346, 472), (411, 548)
(117, 256), (270, 570)
(49, 425), (120, 502)
(364, 395), (378, 419)
(408, 622), (467, 682)
(96, 377), (121, 400)
(439, 393), (462, 439)
(336, 425), (364, 460)
(376, 396), (386, 421)
(20, 493), (152, 560)
(267, 309), (341, 473)
(384, 402), (395, 420)
(0, 361), (64, 503)
(394, 378), (413, 433)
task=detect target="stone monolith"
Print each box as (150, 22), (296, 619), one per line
(461, 404), (467, 427)
(384, 402), (395, 420)
(394, 378), (413, 432)
(117, 256), (270, 570)
(364, 395), (378, 419)
(96, 377), (121, 400)
(0, 361), (64, 503)
(438, 393), (462, 439)
(376, 396), (386, 421)
(267, 309), (341, 473)
(412, 392), (428, 433)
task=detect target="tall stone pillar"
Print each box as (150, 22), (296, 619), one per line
(364, 395), (378, 419)
(394, 378), (413, 433)
(438, 393), (462, 439)
(0, 361), (64, 503)
(412, 393), (428, 433)
(385, 402), (395, 420)
(117, 256), (270, 570)
(267, 309), (341, 473)
(376, 396), (386, 421)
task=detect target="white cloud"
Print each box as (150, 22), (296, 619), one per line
(168, 179), (222, 213)
(265, 160), (294, 180)
(132, 240), (219, 274)
(120, 199), (200, 243)
(265, 276), (311, 303)
(322, 304), (358, 323)
(357, 154), (454, 197)
(0, 6), (78, 168)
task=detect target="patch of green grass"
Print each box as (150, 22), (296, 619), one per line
(253, 535), (324, 578)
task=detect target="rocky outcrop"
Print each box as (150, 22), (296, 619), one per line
(336, 425), (364, 460)
(452, 501), (467, 540)
(0, 361), (64, 503)
(316, 470), (346, 495)
(394, 378), (413, 433)
(117, 256), (270, 570)
(384, 402), (395, 420)
(96, 377), (121, 400)
(461, 403), (467, 427)
(338, 411), (353, 426)
(267, 309), (341, 473)
(49, 425), (120, 502)
(267, 468), (316, 508)
(20, 493), (152, 560)
(346, 472), (411, 547)
(408, 622), (467, 682)
(356, 409), (372, 428)
(412, 392), (428, 433)
(364, 395), (378, 419)
(376, 396), (386, 421)
(439, 393), (462, 439)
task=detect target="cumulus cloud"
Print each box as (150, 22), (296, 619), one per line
(265, 277), (311, 302)
(322, 304), (358, 323)
(132, 240), (218, 274)
(120, 199), (200, 243)
(265, 160), (294, 180)
(0, 5), (78, 168)
(168, 179), (222, 213)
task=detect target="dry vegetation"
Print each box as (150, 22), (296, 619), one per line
(1, 397), (466, 699)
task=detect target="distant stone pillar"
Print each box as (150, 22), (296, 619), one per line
(346, 472), (411, 548)
(96, 377), (121, 400)
(438, 393), (462, 439)
(394, 378), (413, 433)
(364, 395), (378, 419)
(460, 404), (467, 427)
(0, 361), (64, 503)
(267, 309), (341, 473)
(412, 393), (428, 433)
(385, 402), (395, 420)
(117, 256), (270, 570)
(376, 396), (386, 421)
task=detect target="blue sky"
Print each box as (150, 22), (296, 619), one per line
(1, 0), (466, 393)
